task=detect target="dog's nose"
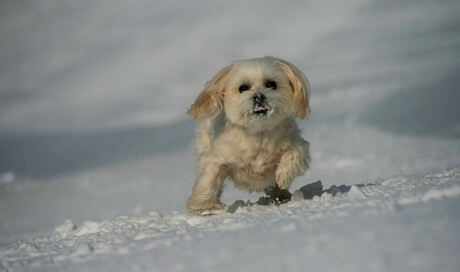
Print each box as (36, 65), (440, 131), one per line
(252, 93), (266, 104)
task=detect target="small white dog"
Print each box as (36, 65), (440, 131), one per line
(187, 56), (311, 213)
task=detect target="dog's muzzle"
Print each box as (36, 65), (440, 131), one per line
(251, 93), (269, 116)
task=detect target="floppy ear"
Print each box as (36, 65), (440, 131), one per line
(277, 59), (311, 119)
(187, 65), (232, 121)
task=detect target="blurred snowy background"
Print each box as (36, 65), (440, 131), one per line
(1, 0), (459, 250)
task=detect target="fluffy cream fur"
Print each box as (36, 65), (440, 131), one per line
(187, 57), (311, 213)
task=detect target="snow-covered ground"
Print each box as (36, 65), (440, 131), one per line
(1, 0), (460, 271)
(2, 167), (460, 271)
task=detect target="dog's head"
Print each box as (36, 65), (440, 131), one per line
(188, 57), (310, 131)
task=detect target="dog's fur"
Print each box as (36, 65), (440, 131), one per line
(186, 56), (311, 213)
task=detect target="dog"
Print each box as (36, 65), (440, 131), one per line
(186, 56), (311, 213)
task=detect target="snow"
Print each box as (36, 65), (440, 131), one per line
(1, 0), (460, 271)
(1, 167), (460, 271)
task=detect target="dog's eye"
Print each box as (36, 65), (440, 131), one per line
(239, 84), (250, 93)
(265, 80), (277, 89)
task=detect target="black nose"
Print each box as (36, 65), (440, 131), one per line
(252, 93), (266, 104)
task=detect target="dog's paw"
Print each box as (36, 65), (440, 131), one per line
(200, 209), (226, 216)
(207, 202), (226, 211)
(275, 171), (293, 190)
(187, 200), (226, 214)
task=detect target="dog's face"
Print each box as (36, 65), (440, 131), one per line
(188, 57), (310, 132)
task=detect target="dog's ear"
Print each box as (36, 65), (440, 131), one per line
(187, 65), (232, 121)
(277, 59), (311, 119)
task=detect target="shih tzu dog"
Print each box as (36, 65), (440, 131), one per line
(186, 56), (311, 213)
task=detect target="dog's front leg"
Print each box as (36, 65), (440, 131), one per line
(275, 141), (310, 189)
(187, 160), (227, 213)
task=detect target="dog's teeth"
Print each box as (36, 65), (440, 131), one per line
(251, 106), (269, 115)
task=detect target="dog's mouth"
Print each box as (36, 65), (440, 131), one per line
(251, 106), (269, 116)
(250, 102), (273, 117)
